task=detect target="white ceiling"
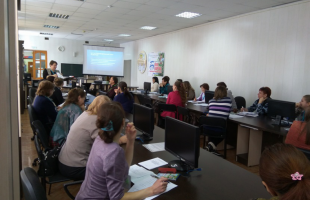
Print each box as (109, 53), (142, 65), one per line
(18, 0), (300, 44)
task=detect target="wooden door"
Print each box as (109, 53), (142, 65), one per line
(28, 62), (33, 77)
(32, 51), (47, 79)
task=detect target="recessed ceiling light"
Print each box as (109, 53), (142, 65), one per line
(119, 34), (130, 37)
(43, 25), (59, 29)
(175, 12), (201, 19)
(107, 5), (112, 8)
(49, 13), (69, 19)
(140, 26), (157, 30)
(104, 39), (114, 42)
(40, 32), (53, 35)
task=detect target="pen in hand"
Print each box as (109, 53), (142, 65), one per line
(150, 174), (170, 183)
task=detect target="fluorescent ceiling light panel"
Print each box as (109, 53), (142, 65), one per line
(104, 39), (114, 41)
(140, 26), (157, 30)
(40, 32), (53, 35)
(49, 13), (69, 19)
(175, 12), (201, 19)
(119, 34), (130, 37)
(43, 25), (59, 29)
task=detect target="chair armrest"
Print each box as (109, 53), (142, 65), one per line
(64, 180), (83, 200)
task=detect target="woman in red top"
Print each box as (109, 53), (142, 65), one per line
(161, 81), (186, 119)
(285, 108), (310, 150)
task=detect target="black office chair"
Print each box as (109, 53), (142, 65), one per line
(143, 96), (152, 108)
(28, 104), (39, 141)
(234, 96), (246, 109)
(29, 87), (37, 104)
(157, 103), (177, 129)
(136, 94), (145, 105)
(34, 135), (71, 195)
(177, 106), (191, 123)
(64, 180), (83, 200)
(297, 147), (310, 161)
(20, 167), (48, 200)
(82, 83), (91, 93)
(32, 120), (51, 151)
(199, 116), (228, 158)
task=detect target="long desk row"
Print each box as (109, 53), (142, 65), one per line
(124, 113), (270, 200)
(131, 92), (288, 166)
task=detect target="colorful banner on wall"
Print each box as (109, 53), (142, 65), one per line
(148, 52), (164, 77)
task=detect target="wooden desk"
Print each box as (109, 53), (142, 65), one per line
(124, 113), (271, 200)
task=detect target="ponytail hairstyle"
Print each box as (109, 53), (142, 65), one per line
(174, 81), (186, 105)
(96, 102), (125, 143)
(61, 88), (86, 109)
(300, 107), (310, 145)
(259, 143), (310, 200)
(153, 77), (159, 84)
(119, 81), (132, 100)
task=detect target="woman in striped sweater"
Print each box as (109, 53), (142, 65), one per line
(206, 86), (232, 152)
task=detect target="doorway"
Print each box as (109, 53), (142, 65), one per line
(23, 50), (48, 80)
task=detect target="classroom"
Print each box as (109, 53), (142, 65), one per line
(1, 0), (310, 200)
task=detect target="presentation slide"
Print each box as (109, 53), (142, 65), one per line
(83, 45), (124, 76)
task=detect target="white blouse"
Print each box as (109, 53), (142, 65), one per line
(151, 82), (159, 92)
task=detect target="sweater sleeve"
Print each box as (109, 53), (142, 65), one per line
(45, 100), (58, 122)
(227, 90), (237, 110)
(43, 69), (48, 79)
(256, 102), (269, 115)
(248, 99), (258, 112)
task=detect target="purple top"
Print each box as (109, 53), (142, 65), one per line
(76, 136), (129, 200)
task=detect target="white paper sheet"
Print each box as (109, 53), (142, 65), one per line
(129, 165), (156, 183)
(128, 175), (177, 200)
(138, 157), (168, 170)
(237, 112), (258, 117)
(193, 103), (209, 106)
(188, 100), (204, 103)
(229, 114), (244, 119)
(143, 142), (165, 152)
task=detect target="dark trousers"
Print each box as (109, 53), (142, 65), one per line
(58, 162), (86, 180)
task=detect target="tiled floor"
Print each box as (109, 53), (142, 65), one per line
(21, 109), (259, 199)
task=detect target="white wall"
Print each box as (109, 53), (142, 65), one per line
(121, 0), (310, 105)
(18, 35), (120, 72)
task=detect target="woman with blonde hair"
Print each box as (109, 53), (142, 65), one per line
(49, 88), (86, 147)
(58, 96), (126, 180)
(183, 81), (195, 100)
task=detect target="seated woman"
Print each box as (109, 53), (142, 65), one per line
(194, 83), (209, 101)
(240, 87), (271, 115)
(107, 76), (118, 100)
(217, 82), (237, 111)
(75, 102), (168, 199)
(295, 95), (310, 121)
(206, 86), (232, 152)
(49, 88), (86, 147)
(255, 143), (310, 200)
(43, 60), (61, 79)
(58, 96), (124, 180)
(32, 81), (57, 133)
(183, 81), (195, 100)
(50, 78), (64, 106)
(159, 76), (170, 94)
(151, 77), (159, 92)
(285, 108), (310, 150)
(114, 81), (134, 113)
(161, 81), (186, 119)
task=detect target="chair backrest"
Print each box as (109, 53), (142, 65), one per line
(29, 88), (37, 102)
(20, 167), (47, 200)
(158, 103), (177, 113)
(234, 96), (246, 109)
(199, 116), (227, 138)
(177, 106), (189, 116)
(32, 120), (51, 151)
(136, 95), (145, 105)
(28, 104), (38, 133)
(297, 147), (310, 160)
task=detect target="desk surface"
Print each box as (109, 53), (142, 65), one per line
(125, 114), (270, 200)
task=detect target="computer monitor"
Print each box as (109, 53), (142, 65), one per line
(24, 73), (31, 82)
(61, 63), (84, 77)
(268, 99), (295, 125)
(165, 117), (200, 171)
(205, 91), (215, 103)
(144, 82), (151, 93)
(133, 103), (154, 141)
(167, 85), (173, 94)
